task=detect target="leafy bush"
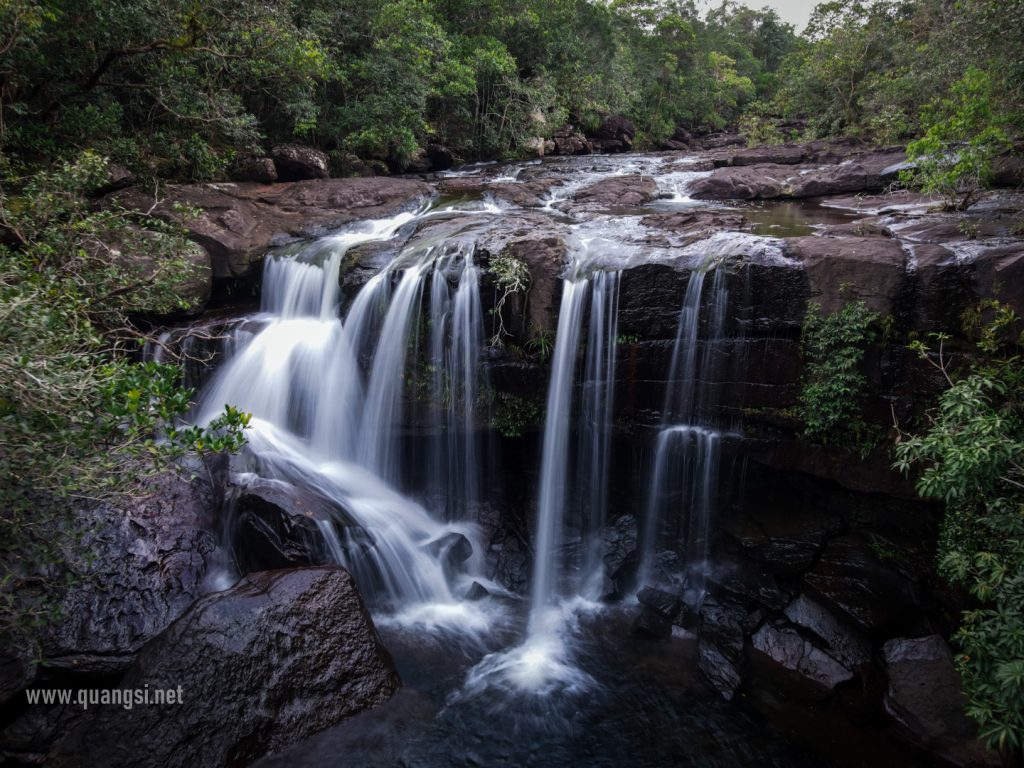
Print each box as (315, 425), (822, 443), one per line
(0, 152), (248, 645)
(799, 300), (879, 448)
(894, 301), (1024, 753)
(901, 68), (1012, 210)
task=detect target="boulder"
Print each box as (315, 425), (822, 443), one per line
(406, 143), (456, 174)
(423, 532), (473, 576)
(882, 635), (999, 767)
(700, 133), (745, 150)
(50, 568), (400, 768)
(112, 177), (431, 279)
(230, 477), (364, 574)
(231, 156), (278, 183)
(572, 174), (658, 208)
(689, 149), (906, 201)
(463, 581), (490, 601)
(783, 594), (872, 671)
(697, 597), (747, 699)
(552, 125), (593, 156)
(637, 586), (683, 622)
(751, 622), (854, 693)
(789, 149), (906, 198)
(590, 115), (636, 153)
(39, 471), (220, 676)
(689, 163), (792, 200)
(270, 143), (329, 181)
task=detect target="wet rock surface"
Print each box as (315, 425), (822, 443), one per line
(49, 567), (400, 768)
(882, 636), (999, 767)
(113, 177), (430, 279)
(751, 622), (854, 693)
(230, 476), (359, 573)
(39, 471), (221, 674)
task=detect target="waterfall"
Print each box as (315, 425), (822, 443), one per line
(642, 263), (729, 594)
(197, 209), (490, 611)
(530, 274), (590, 620)
(576, 270), (620, 598)
(461, 263), (620, 696)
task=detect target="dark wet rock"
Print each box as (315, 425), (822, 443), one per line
(489, 529), (529, 594)
(751, 622), (854, 693)
(633, 607), (673, 639)
(698, 638), (744, 699)
(725, 505), (842, 575)
(0, 653), (35, 706)
(425, 532), (473, 575)
(112, 177), (430, 279)
(708, 562), (790, 611)
(992, 151), (1024, 187)
(637, 586), (683, 622)
(697, 597), (747, 700)
(436, 175), (560, 208)
(602, 515), (639, 592)
(0, 702), (82, 766)
(463, 581), (490, 601)
(230, 477), (359, 574)
(49, 567), (399, 768)
(784, 595), (872, 671)
(788, 234), (907, 315)
(882, 635), (999, 767)
(803, 534), (921, 634)
(231, 155), (278, 183)
(271, 143), (329, 181)
(39, 471), (220, 675)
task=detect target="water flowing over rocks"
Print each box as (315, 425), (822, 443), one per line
(49, 567), (399, 768)
(80, 138), (1024, 767)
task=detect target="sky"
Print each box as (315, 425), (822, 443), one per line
(700, 0), (819, 32)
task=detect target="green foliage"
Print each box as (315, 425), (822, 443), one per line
(755, 0), (1023, 153)
(488, 252), (530, 346)
(798, 300), (879, 448)
(489, 390), (541, 438)
(0, 152), (248, 645)
(901, 68), (1012, 211)
(526, 328), (555, 362)
(893, 302), (1024, 752)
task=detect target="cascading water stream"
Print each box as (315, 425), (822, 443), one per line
(460, 256), (621, 697)
(197, 206), (495, 614)
(641, 263), (729, 596)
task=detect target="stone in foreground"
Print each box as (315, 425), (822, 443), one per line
(51, 567), (399, 768)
